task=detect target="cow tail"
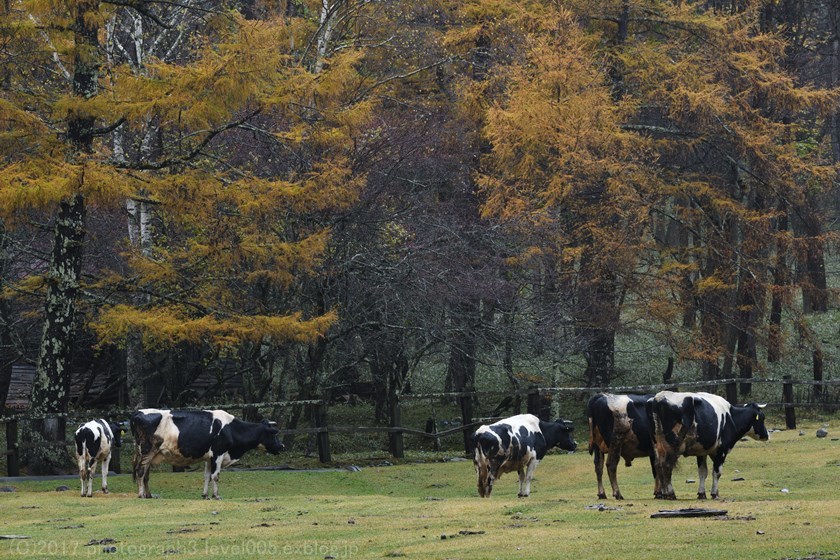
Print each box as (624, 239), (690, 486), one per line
(74, 432), (85, 458)
(131, 449), (140, 482)
(586, 406), (597, 456)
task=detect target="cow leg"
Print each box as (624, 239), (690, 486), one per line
(135, 454), (154, 499)
(656, 465), (675, 499)
(593, 447), (607, 500)
(710, 453), (726, 499)
(654, 453), (677, 500)
(101, 453), (111, 494)
(86, 459), (97, 497)
(141, 465), (153, 498)
(209, 457), (223, 500)
(78, 455), (87, 498)
(203, 460), (212, 499)
(519, 460), (538, 497)
(696, 455), (708, 499)
(606, 448), (623, 500)
(134, 436), (162, 498)
(649, 455), (660, 498)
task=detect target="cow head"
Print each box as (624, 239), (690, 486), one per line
(474, 455), (494, 498)
(551, 419), (577, 452)
(745, 403), (769, 441)
(473, 430), (500, 498)
(259, 420), (285, 454)
(109, 422), (125, 448)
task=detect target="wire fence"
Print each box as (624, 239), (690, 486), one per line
(2, 376), (838, 477)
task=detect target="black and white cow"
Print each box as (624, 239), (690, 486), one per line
(646, 391), (768, 500)
(587, 393), (655, 500)
(74, 419), (122, 498)
(130, 409), (284, 499)
(472, 413), (576, 498)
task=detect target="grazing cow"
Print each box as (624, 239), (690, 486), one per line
(587, 393), (655, 500)
(74, 419), (122, 498)
(473, 413), (576, 498)
(646, 391), (768, 500)
(130, 409), (284, 499)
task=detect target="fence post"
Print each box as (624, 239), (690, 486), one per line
(725, 381), (737, 405)
(782, 375), (796, 430)
(388, 394), (404, 459)
(314, 402), (331, 463)
(6, 419), (19, 477)
(459, 394), (473, 455)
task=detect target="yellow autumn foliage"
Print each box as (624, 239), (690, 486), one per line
(92, 305), (337, 349)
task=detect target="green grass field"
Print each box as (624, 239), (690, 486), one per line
(0, 421), (838, 560)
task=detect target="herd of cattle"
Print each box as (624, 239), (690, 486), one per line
(473, 390), (768, 500)
(72, 390), (768, 501)
(73, 409), (283, 499)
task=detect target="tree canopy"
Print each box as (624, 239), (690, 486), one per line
(1, 0), (838, 470)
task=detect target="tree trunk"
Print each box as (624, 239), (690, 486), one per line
(768, 202), (789, 363)
(28, 193), (86, 474)
(796, 201), (828, 313)
(698, 210), (736, 381)
(124, 196), (154, 408)
(28, 0), (99, 473)
(446, 300), (478, 453)
(813, 347), (824, 403)
(0, 220), (14, 410)
(577, 249), (618, 388)
(735, 276), (761, 396)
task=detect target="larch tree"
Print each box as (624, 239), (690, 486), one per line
(0, 0), (131, 472)
(578, 0), (837, 386)
(1, 0), (370, 470)
(455, 2), (658, 389)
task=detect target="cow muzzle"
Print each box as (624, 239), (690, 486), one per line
(748, 428), (769, 441)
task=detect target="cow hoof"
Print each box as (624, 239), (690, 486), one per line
(697, 492), (707, 500)
(202, 494), (209, 500)
(517, 494), (529, 498)
(597, 493), (607, 500)
(614, 493), (624, 500)
(711, 494), (719, 500)
(102, 489), (109, 495)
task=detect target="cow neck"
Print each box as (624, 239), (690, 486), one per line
(537, 421), (561, 448)
(226, 420), (263, 460)
(726, 405), (756, 442)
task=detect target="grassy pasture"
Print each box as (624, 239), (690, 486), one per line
(0, 421), (837, 560)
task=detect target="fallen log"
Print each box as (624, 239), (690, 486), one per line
(650, 508), (728, 519)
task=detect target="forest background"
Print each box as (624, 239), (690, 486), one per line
(1, 0), (838, 473)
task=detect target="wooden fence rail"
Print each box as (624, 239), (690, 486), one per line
(2, 377), (837, 476)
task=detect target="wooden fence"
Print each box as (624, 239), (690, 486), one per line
(1, 377), (837, 477)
